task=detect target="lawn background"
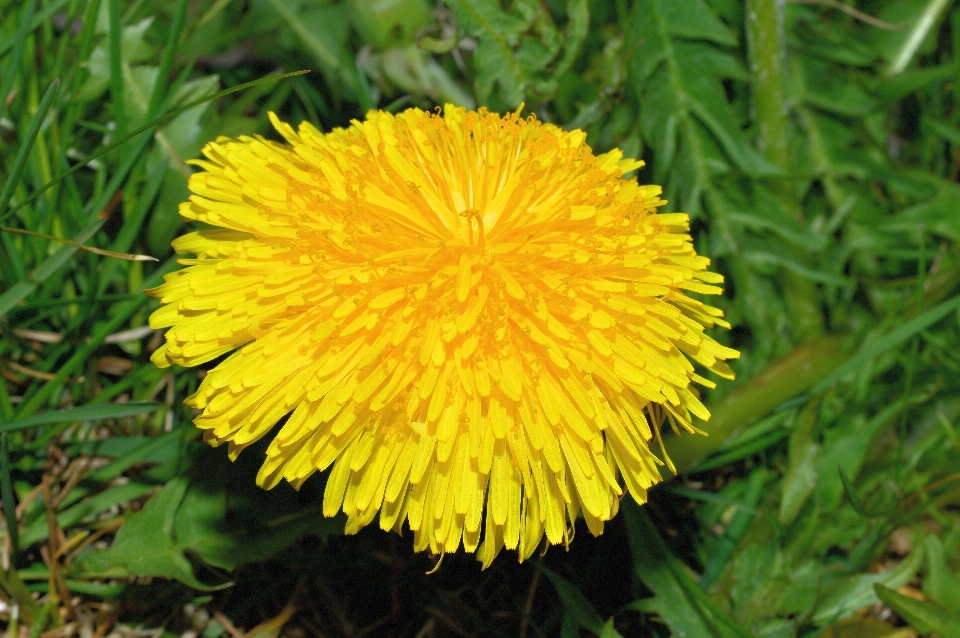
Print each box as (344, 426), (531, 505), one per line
(2, 0), (960, 636)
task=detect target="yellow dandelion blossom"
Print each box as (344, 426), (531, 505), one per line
(148, 105), (739, 566)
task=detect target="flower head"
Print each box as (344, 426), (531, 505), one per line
(148, 105), (738, 566)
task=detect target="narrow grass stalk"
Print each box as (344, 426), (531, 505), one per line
(0, 70), (308, 225)
(108, 0), (127, 138)
(888, 0), (953, 75)
(0, 226), (157, 261)
(664, 334), (850, 473)
(0, 79), (60, 219)
(0, 402), (159, 436)
(146, 0), (190, 120)
(0, 220), (103, 320)
(12, 258), (178, 420)
(0, 432), (19, 563)
(0, 0), (39, 123)
(746, 0), (824, 340)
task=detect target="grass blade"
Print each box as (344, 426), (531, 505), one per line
(699, 469), (769, 590)
(0, 226), (157, 261)
(808, 294), (960, 397)
(12, 257), (178, 420)
(887, 0), (953, 75)
(875, 584), (960, 634)
(0, 432), (19, 561)
(0, 70), (309, 225)
(0, 219), (103, 320)
(0, 0), (39, 123)
(0, 402), (159, 435)
(0, 79), (60, 218)
(146, 0), (190, 120)
(663, 335), (850, 474)
(263, 0), (373, 110)
(0, 0), (69, 58)
(86, 430), (182, 483)
(623, 502), (753, 638)
(108, 0), (127, 138)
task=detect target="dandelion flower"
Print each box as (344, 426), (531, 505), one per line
(148, 105), (738, 566)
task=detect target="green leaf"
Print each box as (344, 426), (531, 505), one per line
(447, 0), (584, 107)
(811, 544), (924, 625)
(77, 477), (212, 589)
(172, 447), (335, 571)
(598, 618), (624, 638)
(346, 0), (432, 48)
(700, 469), (768, 589)
(837, 466), (873, 519)
(779, 402), (819, 525)
(86, 430), (184, 483)
(890, 181), (960, 243)
(815, 402), (900, 512)
(874, 584), (960, 635)
(922, 535), (960, 610)
(20, 480), (157, 547)
(660, 0), (736, 46)
(1, 433), (19, 558)
(631, 5), (776, 179)
(2, 70), (309, 226)
(808, 295), (960, 398)
(0, 219), (103, 320)
(0, 401), (159, 435)
(262, 0), (372, 110)
(0, 0), (39, 123)
(800, 58), (875, 117)
(0, 80), (60, 219)
(78, 444), (339, 586)
(874, 65), (953, 104)
(448, 0), (533, 105)
(537, 564), (604, 635)
(623, 502), (752, 638)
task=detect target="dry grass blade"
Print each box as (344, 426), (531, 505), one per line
(0, 226), (157, 261)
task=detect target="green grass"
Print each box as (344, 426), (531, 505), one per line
(1, 0), (960, 637)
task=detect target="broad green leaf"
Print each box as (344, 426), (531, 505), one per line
(874, 584), (960, 635)
(890, 181), (960, 243)
(537, 565), (605, 635)
(922, 535), (960, 610)
(623, 502), (752, 638)
(660, 0), (736, 46)
(172, 447), (336, 571)
(378, 45), (476, 109)
(801, 58), (876, 117)
(874, 65), (953, 103)
(448, 0), (533, 105)
(811, 545), (924, 624)
(631, 6), (776, 179)
(815, 403), (900, 511)
(75, 17), (157, 102)
(346, 0), (432, 48)
(20, 480), (157, 547)
(78, 444), (339, 586)
(779, 402), (820, 524)
(700, 469), (768, 589)
(447, 0), (584, 107)
(77, 477), (211, 589)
